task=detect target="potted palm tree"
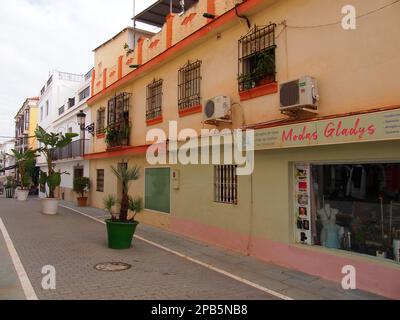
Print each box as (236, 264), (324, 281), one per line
(73, 176), (90, 207)
(10, 148), (37, 201)
(106, 165), (143, 249)
(103, 195), (117, 219)
(35, 126), (78, 215)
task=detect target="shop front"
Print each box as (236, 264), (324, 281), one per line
(249, 106), (400, 299)
(295, 162), (400, 263)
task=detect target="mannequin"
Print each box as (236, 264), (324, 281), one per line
(318, 204), (343, 249)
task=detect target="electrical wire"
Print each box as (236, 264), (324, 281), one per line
(286, 0), (400, 29)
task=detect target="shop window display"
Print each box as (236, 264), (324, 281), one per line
(295, 163), (400, 263)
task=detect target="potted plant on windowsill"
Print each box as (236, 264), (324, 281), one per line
(35, 126), (78, 215)
(10, 148), (37, 201)
(105, 165), (143, 249)
(4, 176), (17, 199)
(253, 51), (275, 86)
(73, 176), (90, 207)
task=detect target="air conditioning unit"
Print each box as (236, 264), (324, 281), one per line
(204, 96), (232, 122)
(280, 76), (319, 114)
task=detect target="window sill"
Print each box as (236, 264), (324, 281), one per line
(239, 82), (278, 101)
(178, 104), (202, 118)
(146, 116), (163, 126)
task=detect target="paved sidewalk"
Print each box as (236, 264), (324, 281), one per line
(60, 201), (385, 300)
(0, 198), (386, 300)
(0, 219), (26, 300)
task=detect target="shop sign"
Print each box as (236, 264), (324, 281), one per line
(252, 108), (400, 151)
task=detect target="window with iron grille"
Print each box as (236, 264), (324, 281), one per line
(58, 105), (65, 116)
(68, 98), (75, 109)
(214, 165), (238, 205)
(146, 79), (163, 121)
(107, 92), (131, 125)
(96, 169), (104, 192)
(24, 110), (29, 131)
(178, 60), (202, 111)
(79, 86), (90, 102)
(96, 107), (106, 134)
(238, 24), (276, 92)
(73, 167), (84, 180)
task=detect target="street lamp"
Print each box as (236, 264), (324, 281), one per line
(77, 110), (86, 131)
(77, 111), (87, 157)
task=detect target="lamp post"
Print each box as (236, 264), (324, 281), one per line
(77, 111), (86, 157)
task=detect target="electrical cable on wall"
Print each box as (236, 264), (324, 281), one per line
(285, 0), (400, 29)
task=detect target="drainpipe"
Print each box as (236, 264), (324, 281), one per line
(246, 173), (255, 256)
(235, 2), (251, 29)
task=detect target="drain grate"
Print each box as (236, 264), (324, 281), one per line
(94, 262), (132, 272)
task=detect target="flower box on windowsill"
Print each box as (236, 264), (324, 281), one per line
(146, 116), (163, 126)
(239, 81), (278, 101)
(178, 104), (202, 118)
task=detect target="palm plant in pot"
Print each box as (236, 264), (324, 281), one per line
(10, 148), (37, 201)
(106, 164), (143, 249)
(35, 126), (78, 215)
(73, 177), (90, 207)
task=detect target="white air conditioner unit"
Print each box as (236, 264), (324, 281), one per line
(280, 76), (319, 114)
(204, 96), (232, 122)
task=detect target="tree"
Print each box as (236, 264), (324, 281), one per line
(10, 148), (38, 190)
(111, 165), (141, 222)
(35, 126), (78, 198)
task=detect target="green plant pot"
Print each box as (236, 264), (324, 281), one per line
(106, 219), (139, 250)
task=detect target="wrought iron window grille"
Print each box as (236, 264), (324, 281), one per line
(238, 23), (277, 92)
(146, 79), (163, 121)
(178, 60), (202, 111)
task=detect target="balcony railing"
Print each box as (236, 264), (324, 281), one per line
(52, 139), (90, 161)
(105, 121), (131, 149)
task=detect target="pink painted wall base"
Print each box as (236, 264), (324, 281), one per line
(170, 216), (400, 299)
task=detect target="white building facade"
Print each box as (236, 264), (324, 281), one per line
(37, 70), (92, 203)
(0, 139), (16, 196)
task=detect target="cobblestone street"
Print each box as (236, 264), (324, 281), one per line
(0, 198), (385, 300)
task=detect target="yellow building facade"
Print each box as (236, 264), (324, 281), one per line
(86, 0), (400, 298)
(15, 97), (39, 152)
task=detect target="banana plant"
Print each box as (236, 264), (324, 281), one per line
(35, 126), (78, 198)
(9, 148), (38, 190)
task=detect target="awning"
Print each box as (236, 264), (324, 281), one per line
(134, 0), (199, 27)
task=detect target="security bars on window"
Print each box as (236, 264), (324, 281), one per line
(79, 86), (90, 101)
(96, 169), (104, 192)
(238, 24), (276, 92)
(146, 79), (163, 121)
(107, 92), (131, 126)
(96, 107), (106, 134)
(214, 165), (238, 205)
(178, 60), (202, 111)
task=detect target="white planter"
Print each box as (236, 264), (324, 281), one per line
(16, 190), (29, 201)
(41, 198), (59, 215)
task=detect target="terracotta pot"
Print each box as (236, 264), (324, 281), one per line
(41, 198), (59, 215)
(77, 197), (88, 207)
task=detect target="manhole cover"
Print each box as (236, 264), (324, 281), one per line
(94, 262), (132, 272)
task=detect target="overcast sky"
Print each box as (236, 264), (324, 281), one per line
(0, 0), (158, 141)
